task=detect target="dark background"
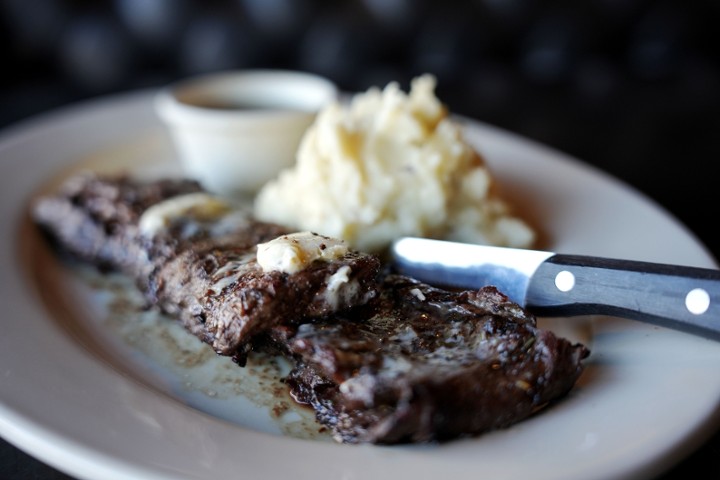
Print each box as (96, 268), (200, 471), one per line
(1, 0), (719, 478)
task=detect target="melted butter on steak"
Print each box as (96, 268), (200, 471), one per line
(138, 191), (259, 241)
(257, 231), (349, 274)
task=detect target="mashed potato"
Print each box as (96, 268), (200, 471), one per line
(253, 74), (535, 253)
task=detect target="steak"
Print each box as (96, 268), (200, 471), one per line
(31, 173), (590, 444)
(277, 275), (589, 444)
(31, 172), (203, 276)
(32, 173), (383, 360)
(150, 236), (381, 360)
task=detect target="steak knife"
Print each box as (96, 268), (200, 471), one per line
(390, 237), (720, 340)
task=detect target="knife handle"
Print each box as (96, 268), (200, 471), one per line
(526, 254), (720, 340)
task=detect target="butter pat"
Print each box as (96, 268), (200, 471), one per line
(139, 192), (232, 237)
(253, 74), (535, 253)
(257, 232), (349, 274)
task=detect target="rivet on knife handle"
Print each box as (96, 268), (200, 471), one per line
(527, 254), (720, 339)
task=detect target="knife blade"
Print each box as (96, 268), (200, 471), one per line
(390, 237), (720, 340)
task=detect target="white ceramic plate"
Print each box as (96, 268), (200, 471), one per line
(2, 90), (720, 480)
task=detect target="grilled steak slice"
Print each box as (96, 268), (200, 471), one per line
(32, 173), (383, 359)
(31, 172), (203, 276)
(151, 239), (382, 359)
(281, 274), (590, 444)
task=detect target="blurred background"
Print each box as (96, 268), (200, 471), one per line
(2, 0), (719, 259)
(1, 1), (719, 477)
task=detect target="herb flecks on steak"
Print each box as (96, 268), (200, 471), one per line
(31, 173), (590, 444)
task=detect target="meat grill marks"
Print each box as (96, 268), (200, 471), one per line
(278, 275), (589, 444)
(31, 172), (203, 276)
(32, 173), (590, 444)
(31, 173), (383, 360)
